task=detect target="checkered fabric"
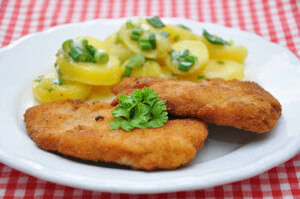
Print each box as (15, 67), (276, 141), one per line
(0, 0), (299, 198)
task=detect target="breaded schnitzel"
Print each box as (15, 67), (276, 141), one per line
(111, 77), (282, 133)
(24, 99), (208, 170)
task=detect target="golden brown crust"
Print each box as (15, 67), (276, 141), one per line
(24, 99), (208, 170)
(111, 77), (282, 133)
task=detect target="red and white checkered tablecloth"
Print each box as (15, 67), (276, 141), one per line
(0, 0), (299, 198)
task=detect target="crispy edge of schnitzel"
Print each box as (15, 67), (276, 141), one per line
(24, 99), (208, 170)
(111, 77), (282, 133)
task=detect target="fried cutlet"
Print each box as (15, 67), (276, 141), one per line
(111, 77), (282, 133)
(24, 99), (208, 170)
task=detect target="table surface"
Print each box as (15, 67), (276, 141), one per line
(0, 0), (299, 198)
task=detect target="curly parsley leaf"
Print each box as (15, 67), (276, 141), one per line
(109, 88), (168, 131)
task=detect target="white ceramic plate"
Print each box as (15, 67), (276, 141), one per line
(0, 18), (299, 194)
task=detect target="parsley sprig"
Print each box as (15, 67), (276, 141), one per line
(109, 88), (168, 131)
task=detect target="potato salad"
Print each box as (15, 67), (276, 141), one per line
(32, 16), (248, 103)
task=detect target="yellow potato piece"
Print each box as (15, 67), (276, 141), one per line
(87, 86), (115, 103)
(119, 19), (172, 58)
(166, 40), (209, 76)
(104, 33), (133, 63)
(131, 61), (164, 77)
(199, 36), (248, 63)
(160, 66), (177, 79)
(203, 59), (245, 80)
(57, 54), (121, 86)
(163, 25), (198, 43)
(32, 73), (92, 104)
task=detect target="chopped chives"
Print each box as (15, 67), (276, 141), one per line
(52, 78), (64, 85)
(174, 35), (180, 41)
(170, 50), (179, 61)
(130, 34), (140, 41)
(149, 33), (156, 49)
(132, 29), (143, 35)
(197, 75), (205, 80)
(179, 57), (195, 72)
(127, 53), (145, 68)
(160, 31), (170, 37)
(179, 49), (189, 57)
(82, 39), (88, 48)
(178, 24), (191, 30)
(123, 66), (133, 77)
(68, 47), (96, 62)
(170, 49), (197, 72)
(146, 58), (156, 61)
(63, 39), (111, 64)
(86, 45), (96, 55)
(146, 16), (165, 28)
(126, 20), (134, 28)
(94, 49), (109, 64)
(131, 29), (143, 41)
(203, 29), (231, 45)
(48, 87), (54, 92)
(56, 69), (62, 77)
(34, 78), (42, 82)
(217, 60), (224, 65)
(116, 32), (123, 44)
(62, 39), (73, 52)
(139, 39), (152, 50)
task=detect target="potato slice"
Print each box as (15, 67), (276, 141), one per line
(104, 33), (133, 63)
(75, 36), (108, 50)
(166, 40), (209, 76)
(163, 25), (198, 43)
(131, 61), (164, 77)
(199, 36), (248, 63)
(56, 54), (121, 86)
(87, 86), (115, 103)
(32, 73), (92, 104)
(56, 37), (122, 86)
(119, 18), (172, 58)
(203, 59), (245, 80)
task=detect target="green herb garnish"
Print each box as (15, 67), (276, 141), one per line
(62, 39), (73, 52)
(178, 24), (191, 30)
(170, 49), (197, 72)
(174, 35), (180, 41)
(109, 88), (168, 131)
(123, 66), (133, 77)
(139, 39), (152, 50)
(52, 78), (64, 85)
(116, 32), (123, 44)
(197, 75), (205, 80)
(126, 20), (135, 28)
(217, 60), (224, 65)
(94, 49), (109, 64)
(48, 87), (54, 92)
(146, 16), (165, 28)
(56, 69), (62, 77)
(203, 29), (231, 45)
(62, 39), (109, 64)
(123, 54), (145, 76)
(149, 33), (156, 49)
(68, 47), (96, 62)
(160, 31), (170, 38)
(34, 78), (42, 82)
(131, 29), (143, 41)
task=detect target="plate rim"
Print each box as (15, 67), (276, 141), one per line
(0, 17), (299, 194)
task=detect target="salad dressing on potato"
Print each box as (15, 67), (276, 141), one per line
(32, 16), (248, 104)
